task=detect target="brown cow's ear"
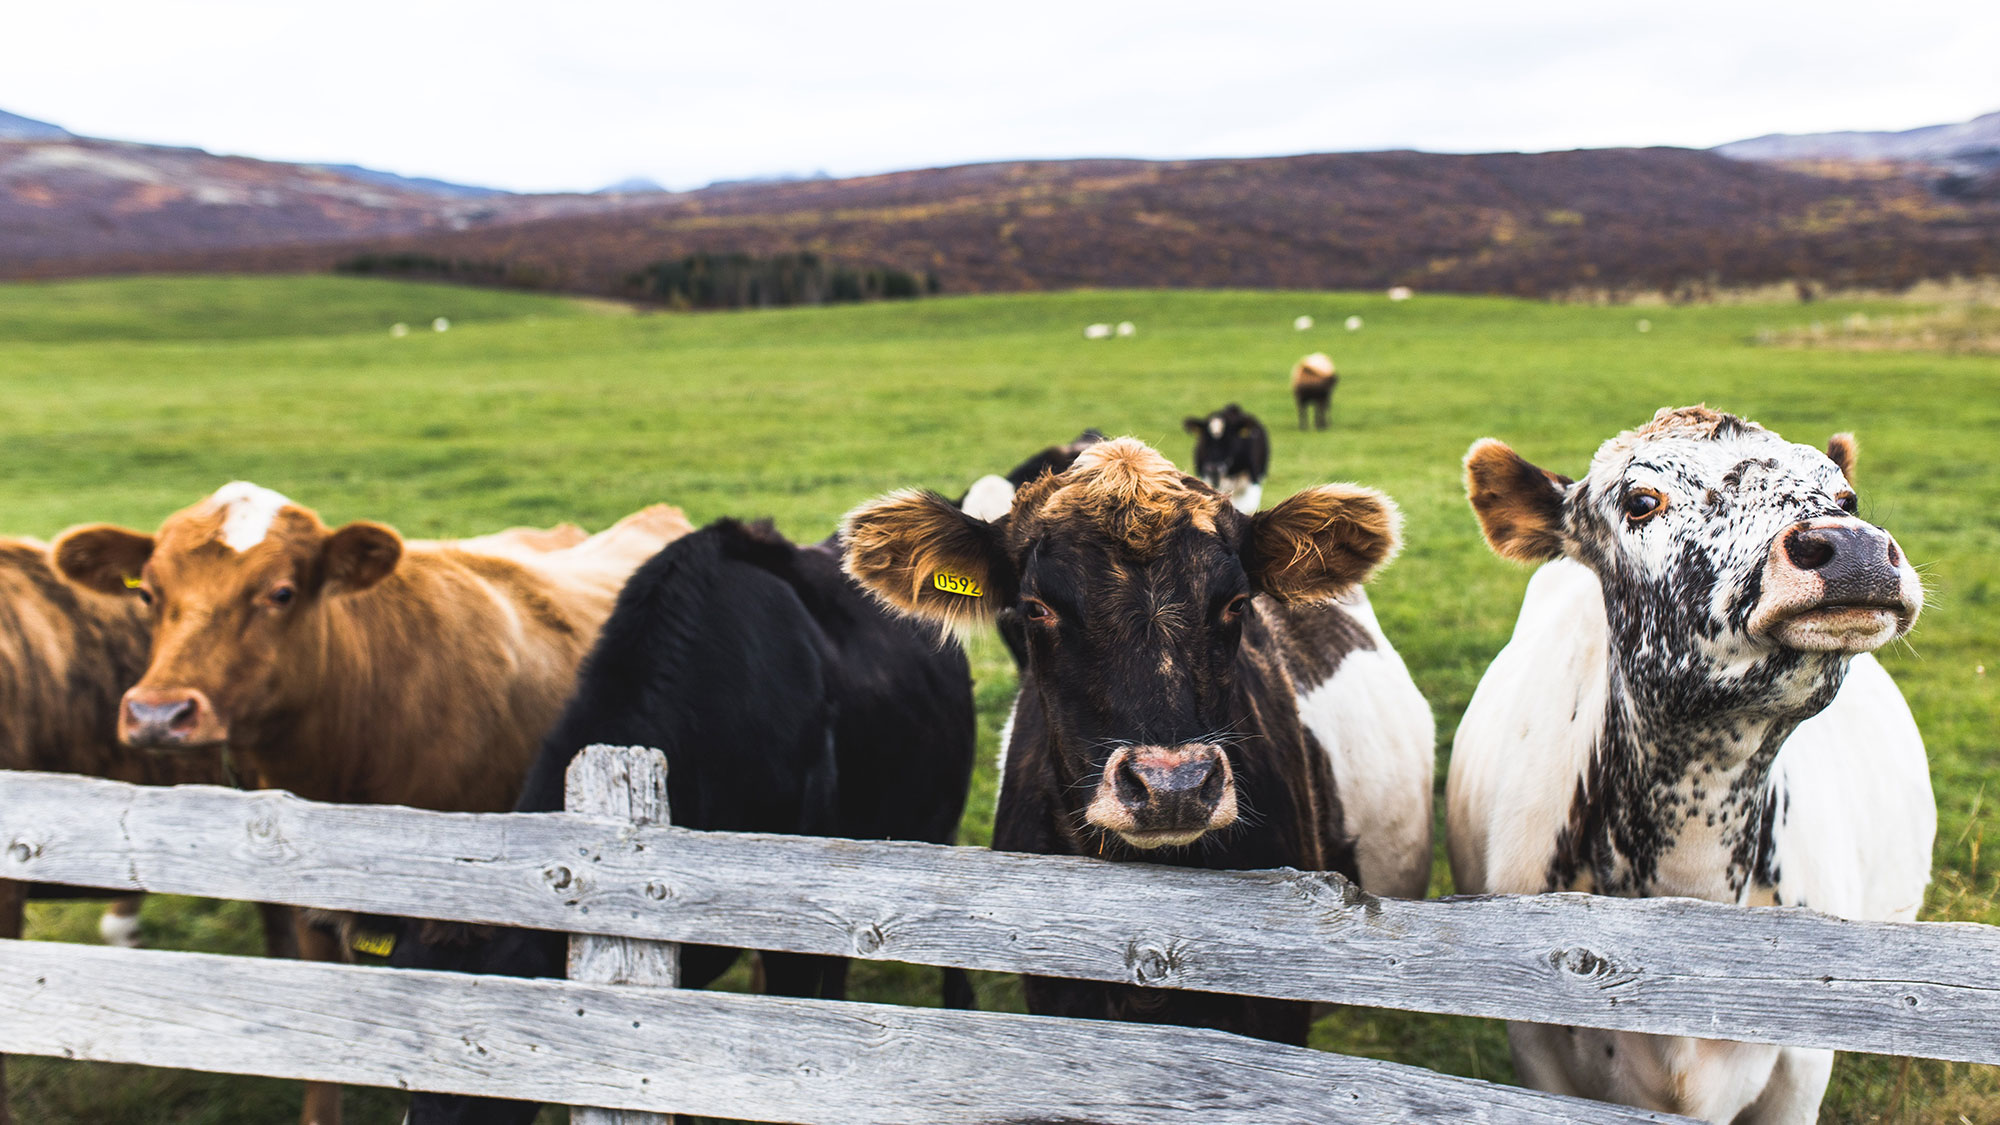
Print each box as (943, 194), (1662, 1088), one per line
(1826, 432), (1858, 484)
(1464, 438), (1572, 564)
(1245, 484), (1402, 601)
(321, 522), (403, 594)
(52, 525), (156, 597)
(842, 489), (1008, 630)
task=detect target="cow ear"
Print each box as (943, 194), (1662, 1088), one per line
(1183, 416), (1205, 435)
(321, 521), (403, 594)
(52, 525), (157, 597)
(1826, 432), (1858, 484)
(842, 489), (1008, 630)
(1245, 484), (1402, 601)
(1465, 438), (1572, 563)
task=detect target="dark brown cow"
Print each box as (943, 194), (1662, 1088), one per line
(53, 483), (689, 1125)
(842, 438), (1434, 1044)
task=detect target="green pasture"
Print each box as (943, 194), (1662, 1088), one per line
(4, 275), (1995, 1122)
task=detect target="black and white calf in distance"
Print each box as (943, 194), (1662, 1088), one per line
(1448, 406), (1931, 1123)
(1184, 403), (1270, 513)
(401, 519), (977, 1125)
(844, 437), (1433, 1045)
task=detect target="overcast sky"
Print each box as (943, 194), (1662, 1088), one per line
(7, 0), (1997, 194)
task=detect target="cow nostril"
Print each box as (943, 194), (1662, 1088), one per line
(1195, 760), (1225, 807)
(1113, 758), (1150, 810)
(1886, 539), (1902, 567)
(166, 700), (197, 731)
(1785, 528), (1836, 571)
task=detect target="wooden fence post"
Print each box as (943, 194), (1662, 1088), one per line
(567, 746), (677, 1125)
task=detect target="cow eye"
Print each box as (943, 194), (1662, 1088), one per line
(1222, 594), (1251, 620)
(268, 585), (296, 608)
(1623, 489), (1667, 524)
(1836, 492), (1858, 514)
(1021, 597), (1056, 624)
(135, 588), (153, 606)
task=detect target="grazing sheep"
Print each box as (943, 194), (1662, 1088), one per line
(1084, 323), (1113, 339)
(1116, 321), (1136, 337)
(1345, 315), (1363, 331)
(1294, 315), (1315, 331)
(1387, 286), (1413, 301)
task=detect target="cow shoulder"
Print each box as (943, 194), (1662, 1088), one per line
(1447, 559), (1607, 895)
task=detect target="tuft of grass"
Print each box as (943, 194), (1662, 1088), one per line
(3, 275), (1995, 1122)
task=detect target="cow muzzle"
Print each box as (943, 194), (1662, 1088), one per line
(1749, 518), (1922, 652)
(1085, 743), (1238, 849)
(120, 687), (228, 750)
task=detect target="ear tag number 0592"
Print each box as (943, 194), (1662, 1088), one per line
(932, 571), (983, 598)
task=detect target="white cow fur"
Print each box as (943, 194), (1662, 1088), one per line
(1300, 587), (1435, 899)
(1450, 559), (1932, 1122)
(211, 481), (293, 551)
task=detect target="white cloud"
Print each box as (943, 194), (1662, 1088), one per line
(3, 0), (1995, 193)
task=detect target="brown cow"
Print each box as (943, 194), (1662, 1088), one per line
(54, 483), (689, 1125)
(1291, 351), (1338, 430)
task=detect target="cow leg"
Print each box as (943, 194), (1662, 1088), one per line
(257, 901), (299, 959)
(293, 912), (346, 1125)
(760, 951), (848, 1000)
(941, 967), (976, 1010)
(98, 894), (144, 947)
(0, 878), (20, 1125)
(1296, 399), (1308, 430)
(1315, 397), (1329, 430)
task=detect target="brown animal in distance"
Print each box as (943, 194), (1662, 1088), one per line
(1291, 351), (1338, 430)
(53, 484), (690, 1125)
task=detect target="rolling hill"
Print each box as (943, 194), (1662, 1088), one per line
(5, 109), (1998, 299)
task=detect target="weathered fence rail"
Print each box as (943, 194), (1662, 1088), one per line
(0, 746), (1990, 1120)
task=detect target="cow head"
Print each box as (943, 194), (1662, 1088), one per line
(1466, 406), (1921, 722)
(54, 482), (402, 751)
(845, 437), (1399, 850)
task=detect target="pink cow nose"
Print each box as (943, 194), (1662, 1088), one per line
(121, 688), (216, 750)
(1086, 744), (1240, 848)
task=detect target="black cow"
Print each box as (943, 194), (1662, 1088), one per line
(401, 519), (977, 1124)
(1183, 404), (1271, 514)
(843, 438), (1435, 1045)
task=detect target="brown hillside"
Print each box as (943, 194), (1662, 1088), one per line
(15, 147), (2000, 298)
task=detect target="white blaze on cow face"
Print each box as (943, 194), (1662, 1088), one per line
(210, 481), (295, 552)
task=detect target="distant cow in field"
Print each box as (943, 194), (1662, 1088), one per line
(53, 483), (688, 1125)
(1291, 352), (1338, 430)
(1450, 407), (1931, 1122)
(1184, 403), (1270, 513)
(401, 518), (977, 1125)
(843, 437), (1434, 1044)
(958, 428), (1106, 522)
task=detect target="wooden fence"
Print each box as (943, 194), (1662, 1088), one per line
(0, 745), (1994, 1122)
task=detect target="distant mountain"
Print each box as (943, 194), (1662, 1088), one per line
(1716, 111), (2000, 173)
(68, 147), (2000, 300)
(307, 163), (510, 199)
(0, 108), (71, 140)
(596, 176), (667, 194)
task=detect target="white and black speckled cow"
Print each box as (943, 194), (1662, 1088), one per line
(1448, 405), (1933, 1124)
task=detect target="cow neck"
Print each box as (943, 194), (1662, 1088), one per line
(1554, 651), (1837, 904)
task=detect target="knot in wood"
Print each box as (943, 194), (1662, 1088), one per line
(6, 840), (38, 864)
(1125, 940), (1179, 986)
(852, 923), (885, 955)
(247, 816), (277, 840)
(543, 865), (574, 891)
(1551, 947), (1615, 979)
(644, 881), (670, 901)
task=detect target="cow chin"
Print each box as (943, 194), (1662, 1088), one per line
(1766, 605), (1908, 654)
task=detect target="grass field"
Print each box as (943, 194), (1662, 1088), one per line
(4, 275), (1996, 1123)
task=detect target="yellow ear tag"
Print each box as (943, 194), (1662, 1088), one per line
(350, 929), (396, 958)
(122, 575), (142, 589)
(931, 571), (983, 597)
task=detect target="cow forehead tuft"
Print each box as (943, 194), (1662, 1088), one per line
(204, 481), (297, 552)
(1588, 408), (1835, 490)
(1024, 437), (1226, 554)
